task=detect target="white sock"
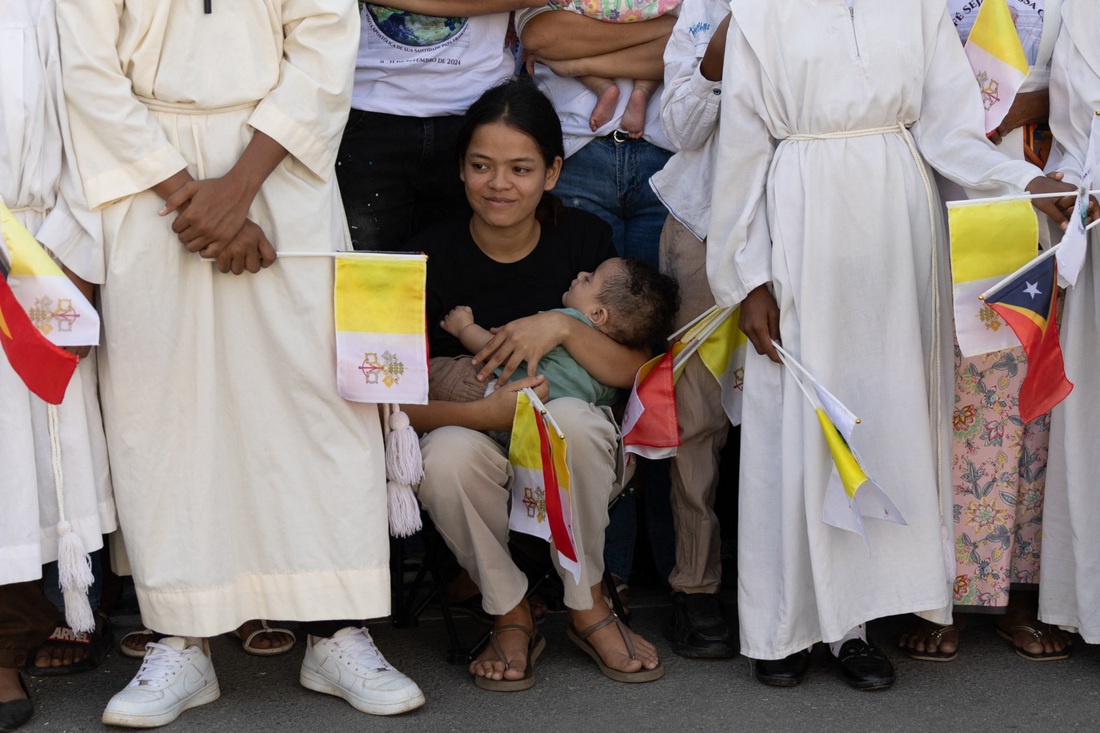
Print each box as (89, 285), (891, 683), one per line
(828, 624), (866, 657)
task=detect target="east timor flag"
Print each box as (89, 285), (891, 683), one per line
(984, 255), (1073, 422)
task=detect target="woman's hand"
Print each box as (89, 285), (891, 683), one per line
(210, 219), (277, 275)
(739, 284), (781, 363)
(162, 176), (253, 252)
(472, 311), (570, 384)
(1027, 173), (1099, 230)
(480, 375), (550, 430)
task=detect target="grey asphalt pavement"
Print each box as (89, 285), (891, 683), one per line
(19, 588), (1100, 732)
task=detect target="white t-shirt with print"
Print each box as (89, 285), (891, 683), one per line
(351, 6), (514, 117)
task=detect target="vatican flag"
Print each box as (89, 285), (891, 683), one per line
(964, 0), (1029, 134)
(0, 199), (99, 348)
(948, 199), (1037, 356)
(334, 253), (428, 404)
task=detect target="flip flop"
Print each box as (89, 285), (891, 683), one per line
(119, 628), (155, 659)
(472, 624), (546, 692)
(567, 612), (664, 683)
(995, 624), (1071, 662)
(234, 621), (296, 656)
(25, 614), (113, 676)
(900, 623), (958, 662)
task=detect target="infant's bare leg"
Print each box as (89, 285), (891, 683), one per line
(622, 79), (657, 138)
(581, 75), (620, 132)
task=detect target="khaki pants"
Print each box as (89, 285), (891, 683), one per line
(659, 215), (731, 594)
(418, 398), (623, 615)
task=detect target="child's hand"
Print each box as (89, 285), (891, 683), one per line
(441, 306), (475, 338)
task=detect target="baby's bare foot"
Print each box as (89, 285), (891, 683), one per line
(590, 83), (620, 132)
(621, 87), (650, 139)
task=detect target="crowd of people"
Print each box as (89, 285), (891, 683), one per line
(2, 0), (1099, 729)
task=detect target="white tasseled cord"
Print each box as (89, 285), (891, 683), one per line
(47, 402), (95, 633)
(383, 403), (423, 538)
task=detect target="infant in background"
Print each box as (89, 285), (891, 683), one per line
(440, 256), (680, 406)
(544, 0), (682, 137)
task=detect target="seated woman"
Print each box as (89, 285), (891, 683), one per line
(405, 79), (663, 691)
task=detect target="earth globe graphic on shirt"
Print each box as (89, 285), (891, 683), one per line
(365, 4), (467, 47)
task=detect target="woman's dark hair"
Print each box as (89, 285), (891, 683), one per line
(456, 78), (565, 226)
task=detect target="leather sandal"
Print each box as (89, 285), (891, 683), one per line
(233, 620), (296, 657)
(473, 624), (545, 692)
(995, 624), (1071, 662)
(567, 612), (664, 683)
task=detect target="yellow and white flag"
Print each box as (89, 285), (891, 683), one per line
(965, 0), (1030, 134)
(334, 253), (428, 404)
(0, 199), (98, 347)
(948, 199), (1037, 356)
(507, 389), (582, 583)
(695, 306), (748, 427)
(671, 305), (748, 426)
(772, 342), (906, 554)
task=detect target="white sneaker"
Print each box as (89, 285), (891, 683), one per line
(102, 637), (220, 728)
(300, 627), (425, 715)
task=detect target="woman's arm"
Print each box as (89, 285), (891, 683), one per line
(533, 36), (670, 82)
(473, 311), (649, 389)
(520, 11), (675, 61)
(405, 375), (549, 433)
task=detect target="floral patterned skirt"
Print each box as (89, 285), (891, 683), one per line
(951, 343), (1048, 611)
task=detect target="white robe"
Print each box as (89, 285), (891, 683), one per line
(0, 0), (115, 586)
(56, 0), (389, 637)
(1037, 0), (1100, 643)
(708, 0), (1039, 659)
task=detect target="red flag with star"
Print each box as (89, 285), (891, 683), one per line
(983, 255), (1073, 422)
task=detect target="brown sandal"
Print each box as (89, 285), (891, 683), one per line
(473, 624), (546, 692)
(995, 624), (1071, 662)
(899, 623), (958, 662)
(567, 612), (664, 683)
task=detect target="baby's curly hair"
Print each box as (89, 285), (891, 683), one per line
(598, 258), (681, 350)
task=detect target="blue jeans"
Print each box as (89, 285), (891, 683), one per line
(555, 136), (676, 585)
(553, 136), (673, 267)
(42, 551), (103, 614)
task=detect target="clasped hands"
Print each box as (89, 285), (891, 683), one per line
(159, 174), (276, 275)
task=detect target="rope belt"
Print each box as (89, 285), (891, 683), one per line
(8, 205), (48, 214)
(787, 122), (950, 578)
(136, 96), (258, 115)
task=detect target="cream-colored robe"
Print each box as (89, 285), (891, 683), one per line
(1037, 0), (1100, 643)
(708, 0), (1040, 659)
(56, 0), (389, 637)
(0, 0), (115, 586)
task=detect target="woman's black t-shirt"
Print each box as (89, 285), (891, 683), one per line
(411, 208), (616, 358)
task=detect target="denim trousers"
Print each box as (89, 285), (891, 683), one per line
(555, 136), (676, 585)
(335, 110), (471, 252)
(553, 135), (673, 268)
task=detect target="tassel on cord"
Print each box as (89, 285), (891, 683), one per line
(384, 405), (423, 537)
(47, 403), (96, 633)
